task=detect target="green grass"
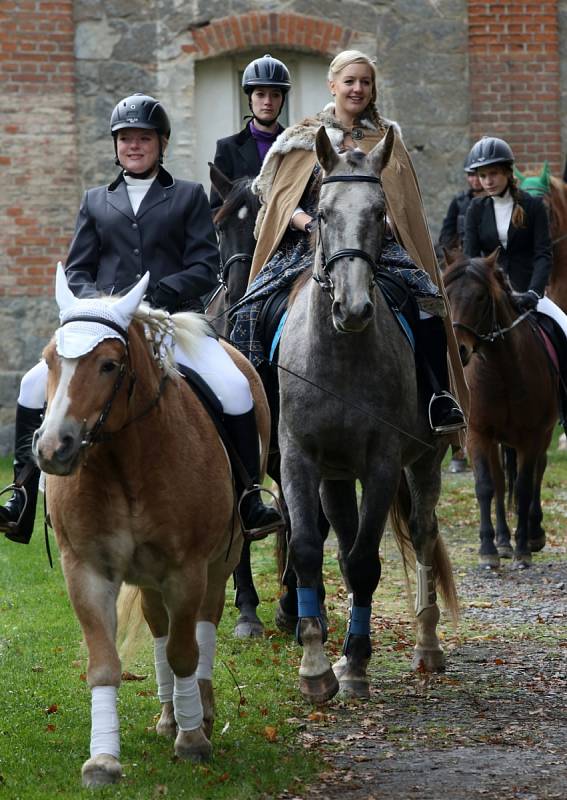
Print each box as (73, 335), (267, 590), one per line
(0, 431), (566, 797)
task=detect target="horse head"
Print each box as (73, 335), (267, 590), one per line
(209, 163), (259, 305)
(314, 125), (394, 333)
(444, 249), (514, 366)
(34, 264), (150, 475)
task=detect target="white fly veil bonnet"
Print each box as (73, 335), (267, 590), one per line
(54, 263), (150, 358)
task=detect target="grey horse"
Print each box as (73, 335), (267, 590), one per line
(278, 126), (459, 703)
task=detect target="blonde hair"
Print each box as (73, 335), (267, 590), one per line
(328, 50), (381, 127)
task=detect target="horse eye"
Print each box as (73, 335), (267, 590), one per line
(100, 361), (117, 374)
(319, 211), (326, 223)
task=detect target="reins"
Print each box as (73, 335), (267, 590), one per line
(58, 315), (168, 451)
(452, 302), (533, 344)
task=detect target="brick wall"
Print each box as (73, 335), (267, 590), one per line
(468, 0), (562, 171)
(1, 0), (78, 299)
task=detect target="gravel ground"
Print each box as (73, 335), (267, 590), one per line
(275, 547), (567, 800)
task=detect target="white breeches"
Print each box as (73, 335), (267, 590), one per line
(538, 296), (567, 340)
(16, 336), (253, 416)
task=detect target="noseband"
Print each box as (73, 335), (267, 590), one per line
(314, 174), (383, 297)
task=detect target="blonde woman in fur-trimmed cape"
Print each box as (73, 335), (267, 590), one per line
(231, 50), (468, 435)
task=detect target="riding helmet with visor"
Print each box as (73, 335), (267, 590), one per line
(111, 93), (171, 169)
(467, 136), (515, 171)
(241, 54), (291, 94)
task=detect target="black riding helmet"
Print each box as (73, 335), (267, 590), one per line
(110, 93), (171, 169)
(467, 136), (515, 171)
(242, 54), (291, 123)
(242, 54), (291, 93)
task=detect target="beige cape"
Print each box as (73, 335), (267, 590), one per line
(249, 111), (469, 422)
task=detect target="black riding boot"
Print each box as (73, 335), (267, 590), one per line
(224, 408), (284, 538)
(0, 404), (43, 544)
(418, 316), (466, 435)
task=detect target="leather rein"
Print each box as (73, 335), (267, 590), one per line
(58, 315), (168, 452)
(452, 302), (533, 345)
(313, 174), (384, 298)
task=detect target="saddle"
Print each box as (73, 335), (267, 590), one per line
(532, 312), (567, 426)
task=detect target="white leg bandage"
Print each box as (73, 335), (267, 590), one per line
(173, 673), (203, 732)
(415, 561), (437, 616)
(153, 636), (174, 703)
(90, 685), (120, 758)
(196, 621), (217, 681)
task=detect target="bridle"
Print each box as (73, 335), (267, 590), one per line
(219, 252), (254, 290)
(313, 174), (384, 299)
(451, 290), (532, 347)
(57, 315), (167, 451)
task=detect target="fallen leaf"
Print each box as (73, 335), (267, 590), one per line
(122, 671), (147, 681)
(45, 704), (58, 715)
(264, 725), (278, 742)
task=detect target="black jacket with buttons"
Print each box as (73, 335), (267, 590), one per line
(464, 190), (552, 296)
(209, 122), (283, 211)
(65, 167), (219, 308)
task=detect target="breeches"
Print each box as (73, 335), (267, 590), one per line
(18, 336), (253, 416)
(538, 297), (567, 340)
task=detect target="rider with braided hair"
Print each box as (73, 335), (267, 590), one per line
(231, 49), (468, 436)
(0, 93), (283, 546)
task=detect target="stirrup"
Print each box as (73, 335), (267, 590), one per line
(428, 391), (467, 435)
(0, 484), (27, 535)
(237, 484), (286, 542)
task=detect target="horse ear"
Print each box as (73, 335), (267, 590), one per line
(55, 261), (77, 314)
(316, 126), (339, 173)
(367, 126), (395, 178)
(485, 247), (501, 268)
(208, 162), (234, 200)
(112, 272), (150, 324)
(541, 161), (551, 192)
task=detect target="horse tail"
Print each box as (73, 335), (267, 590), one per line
(116, 585), (148, 665)
(390, 472), (459, 626)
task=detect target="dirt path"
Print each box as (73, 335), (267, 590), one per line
(277, 554), (567, 800)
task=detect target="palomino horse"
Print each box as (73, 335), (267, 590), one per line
(444, 252), (559, 568)
(277, 126), (458, 704)
(33, 266), (270, 787)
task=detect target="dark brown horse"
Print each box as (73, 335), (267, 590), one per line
(33, 266), (271, 786)
(444, 251), (559, 568)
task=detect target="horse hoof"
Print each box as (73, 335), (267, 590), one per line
(496, 542), (513, 558)
(81, 754), (122, 787)
(338, 677), (370, 699)
(175, 727), (212, 762)
(156, 702), (177, 738)
(529, 534), (546, 553)
(513, 553), (532, 569)
(332, 655), (348, 681)
(478, 553), (500, 569)
(412, 648), (446, 672)
(234, 618), (264, 638)
(274, 604), (297, 635)
(299, 668), (339, 704)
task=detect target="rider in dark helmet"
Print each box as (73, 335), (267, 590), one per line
(0, 92), (283, 546)
(437, 151), (484, 252)
(209, 55), (291, 210)
(110, 93), (171, 175)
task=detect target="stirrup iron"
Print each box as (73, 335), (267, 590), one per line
(237, 484), (286, 542)
(0, 484), (28, 534)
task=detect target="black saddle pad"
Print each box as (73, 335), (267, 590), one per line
(375, 268), (420, 343)
(258, 287), (289, 364)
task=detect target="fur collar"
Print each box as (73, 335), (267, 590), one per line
(252, 104), (402, 204)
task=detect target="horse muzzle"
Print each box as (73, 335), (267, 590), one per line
(33, 419), (85, 476)
(332, 298), (374, 333)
